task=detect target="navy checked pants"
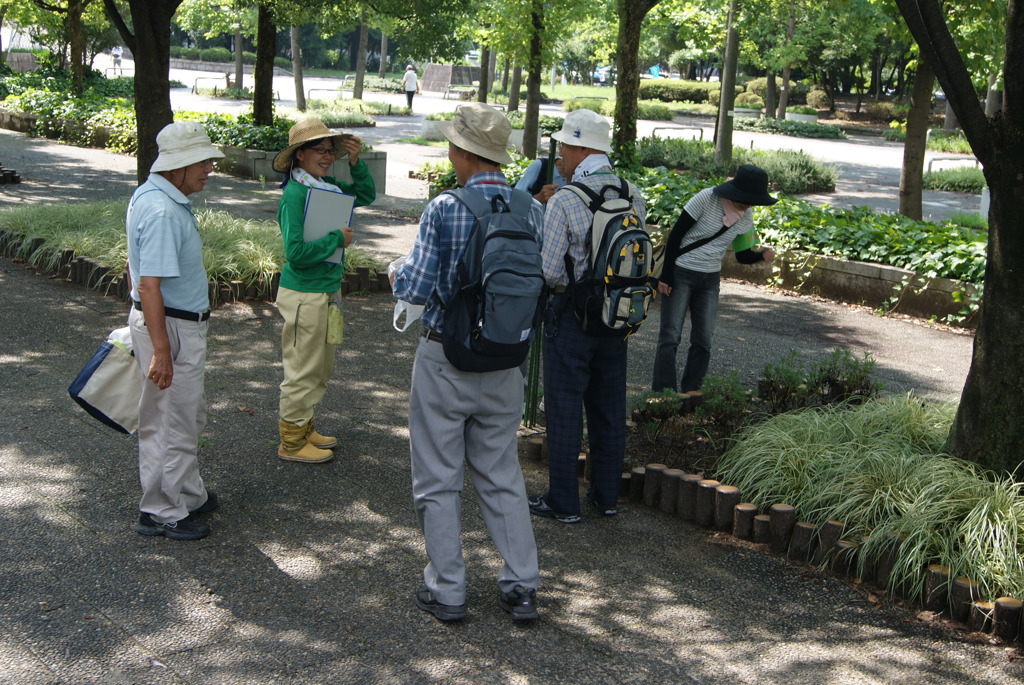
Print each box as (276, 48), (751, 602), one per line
(541, 294), (628, 515)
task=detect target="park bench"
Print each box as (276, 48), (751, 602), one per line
(444, 85), (477, 100)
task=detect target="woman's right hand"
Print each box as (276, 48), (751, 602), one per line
(340, 226), (354, 247)
(658, 281), (672, 297)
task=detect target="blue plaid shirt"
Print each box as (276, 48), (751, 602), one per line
(392, 171), (545, 334)
(540, 168), (646, 287)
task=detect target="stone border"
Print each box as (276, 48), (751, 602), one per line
(719, 248), (977, 326)
(169, 58), (291, 77)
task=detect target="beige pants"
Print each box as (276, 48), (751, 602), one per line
(277, 287), (335, 425)
(129, 308), (209, 524)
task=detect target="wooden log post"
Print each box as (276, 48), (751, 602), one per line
(576, 452), (588, 479)
(950, 577), (979, 624)
(629, 467), (646, 502)
(733, 503), (757, 540)
(993, 597), (1022, 641)
(643, 463), (668, 508)
(715, 485), (740, 531)
(525, 436), (544, 462)
(831, 540), (858, 577)
(968, 601), (995, 633)
(812, 520), (846, 566)
(753, 514), (771, 543)
(676, 474), (701, 521)
(788, 522), (817, 562)
(660, 469), (684, 514)
(874, 532), (900, 592)
(924, 564), (952, 613)
(768, 503), (796, 554)
(620, 472), (632, 499)
(694, 479), (720, 528)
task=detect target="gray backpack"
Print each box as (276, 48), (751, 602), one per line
(441, 188), (546, 372)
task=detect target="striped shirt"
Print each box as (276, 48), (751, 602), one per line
(674, 188), (755, 273)
(540, 167), (647, 287)
(392, 171), (545, 334)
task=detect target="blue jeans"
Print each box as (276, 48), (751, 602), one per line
(651, 266), (720, 393)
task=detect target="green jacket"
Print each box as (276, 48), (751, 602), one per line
(277, 161), (376, 293)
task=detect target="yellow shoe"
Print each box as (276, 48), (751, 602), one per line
(278, 442), (334, 463)
(307, 426), (337, 449)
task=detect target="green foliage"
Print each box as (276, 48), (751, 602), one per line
(733, 117), (847, 140)
(746, 77), (775, 102)
(280, 99), (381, 128)
(637, 79), (717, 104)
(0, 201), (382, 286)
(735, 92), (764, 109)
(538, 115), (564, 137)
(695, 372), (753, 433)
(562, 97), (672, 121)
(629, 388), (685, 444)
(927, 130), (974, 154)
(707, 83), (745, 107)
(754, 199), (988, 285)
(361, 77), (404, 94)
(716, 396), (1024, 601)
(787, 105), (817, 116)
(806, 88), (830, 109)
(425, 111), (456, 121)
(178, 111), (291, 151)
(922, 167), (986, 194)
(946, 212), (988, 231)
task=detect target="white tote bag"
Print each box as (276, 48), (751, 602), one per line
(68, 327), (141, 434)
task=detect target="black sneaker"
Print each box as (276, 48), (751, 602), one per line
(587, 494), (618, 516)
(414, 585), (467, 622)
(190, 491), (219, 516)
(136, 513), (210, 541)
(528, 495), (581, 524)
(499, 585), (538, 623)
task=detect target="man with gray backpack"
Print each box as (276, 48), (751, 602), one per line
(529, 109), (652, 525)
(391, 103), (543, 624)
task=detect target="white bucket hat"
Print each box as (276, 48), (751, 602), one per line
(440, 102), (513, 165)
(551, 108), (612, 153)
(150, 122), (224, 172)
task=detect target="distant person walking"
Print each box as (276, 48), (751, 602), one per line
(111, 45), (123, 75)
(400, 65), (419, 110)
(651, 165), (776, 395)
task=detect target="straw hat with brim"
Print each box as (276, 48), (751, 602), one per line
(273, 118), (347, 173)
(150, 122), (224, 173)
(712, 164), (778, 206)
(550, 108), (612, 154)
(440, 103), (514, 165)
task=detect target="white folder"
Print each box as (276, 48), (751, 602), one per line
(303, 186), (355, 264)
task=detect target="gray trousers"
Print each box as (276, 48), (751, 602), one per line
(129, 308), (209, 524)
(409, 337), (540, 605)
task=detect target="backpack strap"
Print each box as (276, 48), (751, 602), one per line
(445, 187), (489, 219)
(560, 178), (632, 213)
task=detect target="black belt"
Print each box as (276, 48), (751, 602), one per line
(422, 328), (442, 343)
(133, 300), (211, 322)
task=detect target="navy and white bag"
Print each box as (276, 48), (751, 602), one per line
(441, 187), (546, 373)
(68, 327), (141, 434)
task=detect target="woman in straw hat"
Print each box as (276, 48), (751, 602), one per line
(651, 164), (776, 396)
(273, 117), (376, 463)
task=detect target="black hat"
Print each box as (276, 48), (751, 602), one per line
(712, 164), (778, 206)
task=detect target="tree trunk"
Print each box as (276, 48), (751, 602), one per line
(501, 56), (510, 91)
(612, 0), (661, 160)
(943, 99), (957, 130)
(765, 72), (776, 119)
(897, 58), (934, 220)
(353, 7), (368, 100)
(234, 23), (244, 91)
(378, 34), (388, 78)
(894, 0), (1024, 475)
(986, 74), (1002, 116)
(252, 2), (275, 126)
(102, 0), (181, 183)
(522, 2), (543, 159)
(68, 0), (87, 95)
(508, 64), (522, 112)
(477, 40), (491, 103)
(714, 0), (739, 167)
(291, 26), (305, 111)
(775, 1), (796, 118)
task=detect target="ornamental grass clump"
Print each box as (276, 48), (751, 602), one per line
(716, 395), (1024, 601)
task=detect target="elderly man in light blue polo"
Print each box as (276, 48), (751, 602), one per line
(126, 122), (224, 541)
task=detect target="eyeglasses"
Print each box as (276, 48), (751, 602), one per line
(306, 146), (336, 156)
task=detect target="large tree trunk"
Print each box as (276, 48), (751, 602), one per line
(234, 23), (244, 91)
(894, 0), (1023, 475)
(522, 2), (543, 159)
(897, 58), (934, 220)
(68, 0), (87, 95)
(378, 34), (388, 78)
(291, 26), (305, 111)
(353, 7), (368, 100)
(253, 3), (275, 126)
(612, 0), (661, 159)
(102, 0), (181, 183)
(477, 38), (491, 103)
(765, 72), (777, 120)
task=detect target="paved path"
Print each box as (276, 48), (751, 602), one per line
(0, 61), (1011, 684)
